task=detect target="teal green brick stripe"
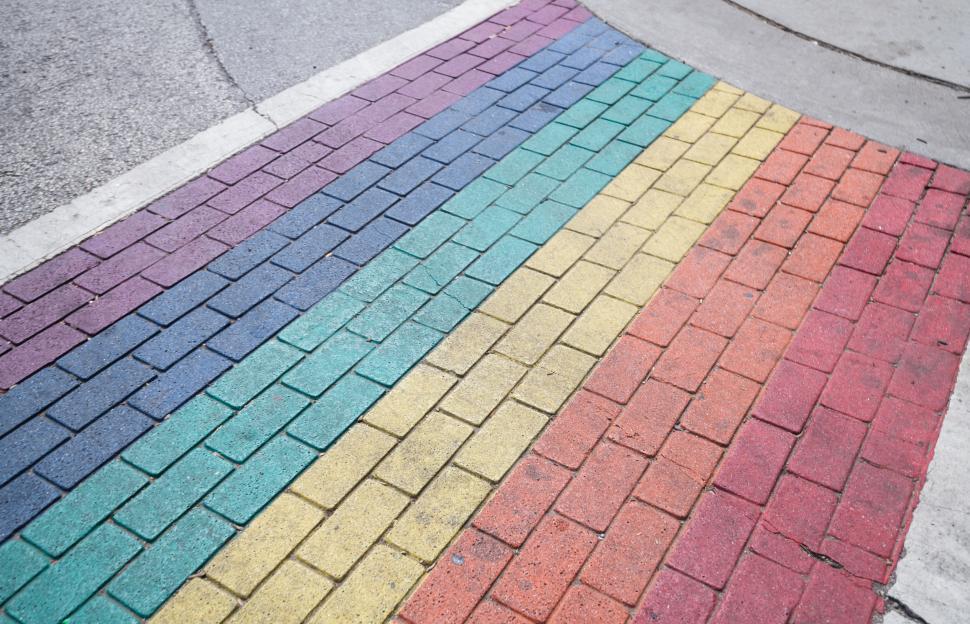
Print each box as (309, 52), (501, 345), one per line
(0, 50), (714, 623)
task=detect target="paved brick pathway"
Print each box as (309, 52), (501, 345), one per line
(0, 0), (968, 623)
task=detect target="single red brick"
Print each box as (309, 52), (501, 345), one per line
(800, 116), (833, 129)
(862, 193), (915, 236)
(754, 205), (813, 248)
(664, 246), (731, 299)
(881, 163), (933, 201)
(852, 141), (900, 175)
(782, 233), (842, 282)
(555, 441), (647, 532)
(534, 390), (620, 470)
(803, 144), (855, 180)
(781, 174), (835, 213)
(748, 524), (814, 574)
(633, 457), (704, 518)
(784, 309), (853, 372)
(817, 537), (889, 583)
(930, 163), (970, 195)
(752, 360), (828, 433)
(788, 406), (867, 491)
(608, 380), (690, 456)
(872, 260), (935, 312)
(473, 454), (572, 547)
(825, 127), (865, 151)
(813, 266), (876, 320)
(832, 168), (885, 207)
(652, 326), (728, 392)
(399, 529), (513, 624)
(860, 429), (924, 478)
(838, 226), (897, 275)
(467, 600), (532, 624)
(666, 489), (760, 589)
(763, 475), (838, 549)
(915, 189), (965, 230)
(819, 352), (893, 422)
(713, 418), (795, 504)
(0, 324), (86, 389)
(871, 396), (939, 449)
(791, 562), (877, 624)
(627, 288), (699, 347)
(808, 199), (864, 242)
(719, 317), (791, 383)
(752, 272), (818, 329)
(698, 211), (759, 255)
(898, 151), (937, 169)
(634, 568), (717, 624)
(912, 294), (970, 354)
(933, 252), (970, 303)
(661, 431), (722, 478)
(723, 240), (787, 290)
(548, 585), (627, 624)
(953, 215), (970, 256)
(709, 554), (804, 624)
(681, 368), (760, 445)
(581, 502), (678, 605)
(691, 280), (758, 337)
(897, 222), (950, 268)
(729, 178), (787, 218)
(828, 462), (914, 558)
(889, 341), (960, 410)
(490, 514), (597, 621)
(755, 150), (809, 186)
(778, 124), (828, 155)
(848, 302), (914, 364)
(585, 335), (661, 405)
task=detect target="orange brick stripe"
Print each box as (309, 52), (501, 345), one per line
(394, 118), (898, 622)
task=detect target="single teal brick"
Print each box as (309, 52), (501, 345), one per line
(107, 509), (233, 617)
(603, 94), (652, 125)
(121, 395), (231, 476)
(7, 524), (141, 624)
(114, 448), (232, 541)
(22, 461), (148, 557)
(205, 386), (310, 461)
(614, 58), (662, 82)
(346, 284), (430, 341)
(534, 144), (593, 181)
(0, 615), (16, 624)
(674, 70), (715, 97)
(658, 59), (692, 79)
(465, 236), (538, 285)
(278, 291), (366, 351)
(549, 169), (612, 208)
(404, 242), (478, 294)
(556, 99), (608, 129)
(281, 331), (373, 397)
(520, 122), (576, 156)
(631, 74), (678, 101)
(510, 200), (576, 244)
(0, 540), (47, 603)
(441, 178), (507, 220)
(571, 118), (625, 151)
(70, 596), (138, 624)
(586, 140), (644, 176)
(648, 91), (696, 121)
(413, 278), (493, 332)
(337, 250), (418, 303)
(288, 374), (384, 450)
(587, 77), (636, 105)
(394, 212), (466, 259)
(452, 206), (521, 252)
(495, 173), (559, 214)
(618, 115), (669, 147)
(207, 340), (303, 409)
(356, 321), (443, 386)
(640, 49), (670, 63)
(483, 148), (544, 186)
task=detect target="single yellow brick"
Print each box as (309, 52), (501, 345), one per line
(675, 183), (736, 224)
(714, 81), (744, 95)
(732, 126), (784, 160)
(291, 424), (396, 509)
(654, 159), (712, 197)
(363, 364), (457, 437)
(494, 303), (575, 365)
(455, 401), (547, 482)
(584, 222), (652, 270)
(642, 216), (707, 262)
(562, 295), (639, 356)
(479, 268), (555, 323)
(635, 136), (691, 171)
(526, 228), (596, 277)
(565, 194), (631, 237)
(664, 112), (716, 144)
(309, 545), (424, 624)
(426, 312), (509, 376)
(513, 345), (596, 413)
(757, 104), (800, 133)
(622, 189), (683, 231)
(150, 579), (236, 624)
(297, 480), (410, 579)
(604, 253), (674, 306)
(689, 89), (739, 118)
(684, 132), (737, 166)
(226, 560), (332, 624)
(734, 92), (772, 113)
(542, 260), (615, 314)
(374, 411), (472, 495)
(707, 154), (762, 191)
(601, 164), (661, 202)
(206, 493), (323, 597)
(440, 353), (527, 425)
(711, 108), (761, 138)
(385, 467), (491, 562)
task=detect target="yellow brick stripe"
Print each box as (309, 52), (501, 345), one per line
(150, 84), (798, 624)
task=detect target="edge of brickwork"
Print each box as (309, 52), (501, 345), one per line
(0, 0), (515, 285)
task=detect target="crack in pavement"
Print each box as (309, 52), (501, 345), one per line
(884, 595), (932, 624)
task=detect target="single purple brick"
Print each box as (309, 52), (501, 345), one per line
(308, 94), (369, 125)
(563, 6), (592, 22)
(264, 168), (337, 208)
(261, 117), (327, 152)
(0, 340), (9, 356)
(262, 140), (334, 180)
(397, 72), (452, 99)
(531, 4), (569, 24)
(208, 201), (289, 246)
(316, 95), (416, 148)
(491, 5), (531, 26)
(318, 137), (383, 174)
(511, 34), (555, 56)
(427, 38), (476, 60)
(391, 55), (443, 80)
(0, 324), (86, 390)
(364, 113), (424, 144)
(0, 285), (93, 344)
(443, 69), (495, 96)
(437, 53), (485, 78)
(73, 243), (166, 295)
(208, 171), (283, 215)
(3, 248), (100, 302)
(141, 237), (229, 287)
(145, 206), (227, 252)
(538, 17), (579, 40)
(480, 51), (527, 74)
(469, 36), (515, 60)
(148, 176), (227, 219)
(407, 91), (462, 119)
(208, 145), (279, 185)
(0, 293), (21, 318)
(66, 276), (163, 334)
(80, 211), (168, 259)
(460, 21), (505, 43)
(353, 74), (409, 101)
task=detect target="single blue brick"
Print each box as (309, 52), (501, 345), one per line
(206, 386), (309, 462)
(441, 178), (507, 220)
(498, 84), (549, 112)
(138, 271), (228, 327)
(333, 217), (408, 265)
(394, 211), (465, 259)
(531, 64), (579, 90)
(574, 61), (619, 87)
(544, 80), (593, 108)
(322, 161), (391, 202)
(465, 235), (538, 285)
(510, 200), (576, 244)
(414, 109), (471, 141)
(329, 188), (399, 233)
(452, 85), (505, 112)
(658, 59), (692, 79)
(0, 474), (59, 542)
(204, 436), (316, 524)
(133, 308), (229, 370)
(338, 250), (417, 303)
(549, 168), (612, 208)
(495, 173), (560, 214)
(485, 69), (536, 94)
(473, 126), (530, 160)
(619, 114), (670, 147)
(207, 263), (293, 319)
(571, 118), (625, 151)
(385, 182), (454, 225)
(270, 223), (348, 272)
(631, 73), (678, 101)
(267, 193), (342, 239)
(649, 91), (697, 121)
(208, 301), (300, 364)
(535, 144), (594, 181)
(602, 43), (645, 66)
(23, 461), (148, 558)
(614, 58), (662, 83)
(519, 48), (565, 72)
(562, 46), (602, 71)
(453, 206), (521, 252)
(403, 242), (478, 295)
(413, 277), (493, 333)
(510, 101), (564, 133)
(461, 105), (517, 136)
(70, 596), (138, 624)
(274, 257), (357, 311)
(208, 230), (291, 279)
(0, 367), (76, 438)
(282, 331), (373, 397)
(356, 321), (443, 387)
(58, 316), (159, 380)
(128, 350), (232, 418)
(288, 374), (384, 450)
(371, 133), (434, 168)
(0, 540), (48, 603)
(674, 70), (716, 98)
(346, 284), (429, 341)
(207, 340), (303, 409)
(586, 139), (643, 176)
(548, 31), (591, 54)
(572, 17), (609, 37)
(122, 395), (231, 476)
(379, 156), (443, 195)
(35, 407), (153, 489)
(602, 94), (652, 125)
(106, 509), (233, 617)
(48, 359), (155, 431)
(483, 148), (544, 186)
(521, 122), (577, 156)
(433, 152), (495, 192)
(0, 418), (69, 487)
(421, 129), (483, 164)
(590, 28), (634, 49)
